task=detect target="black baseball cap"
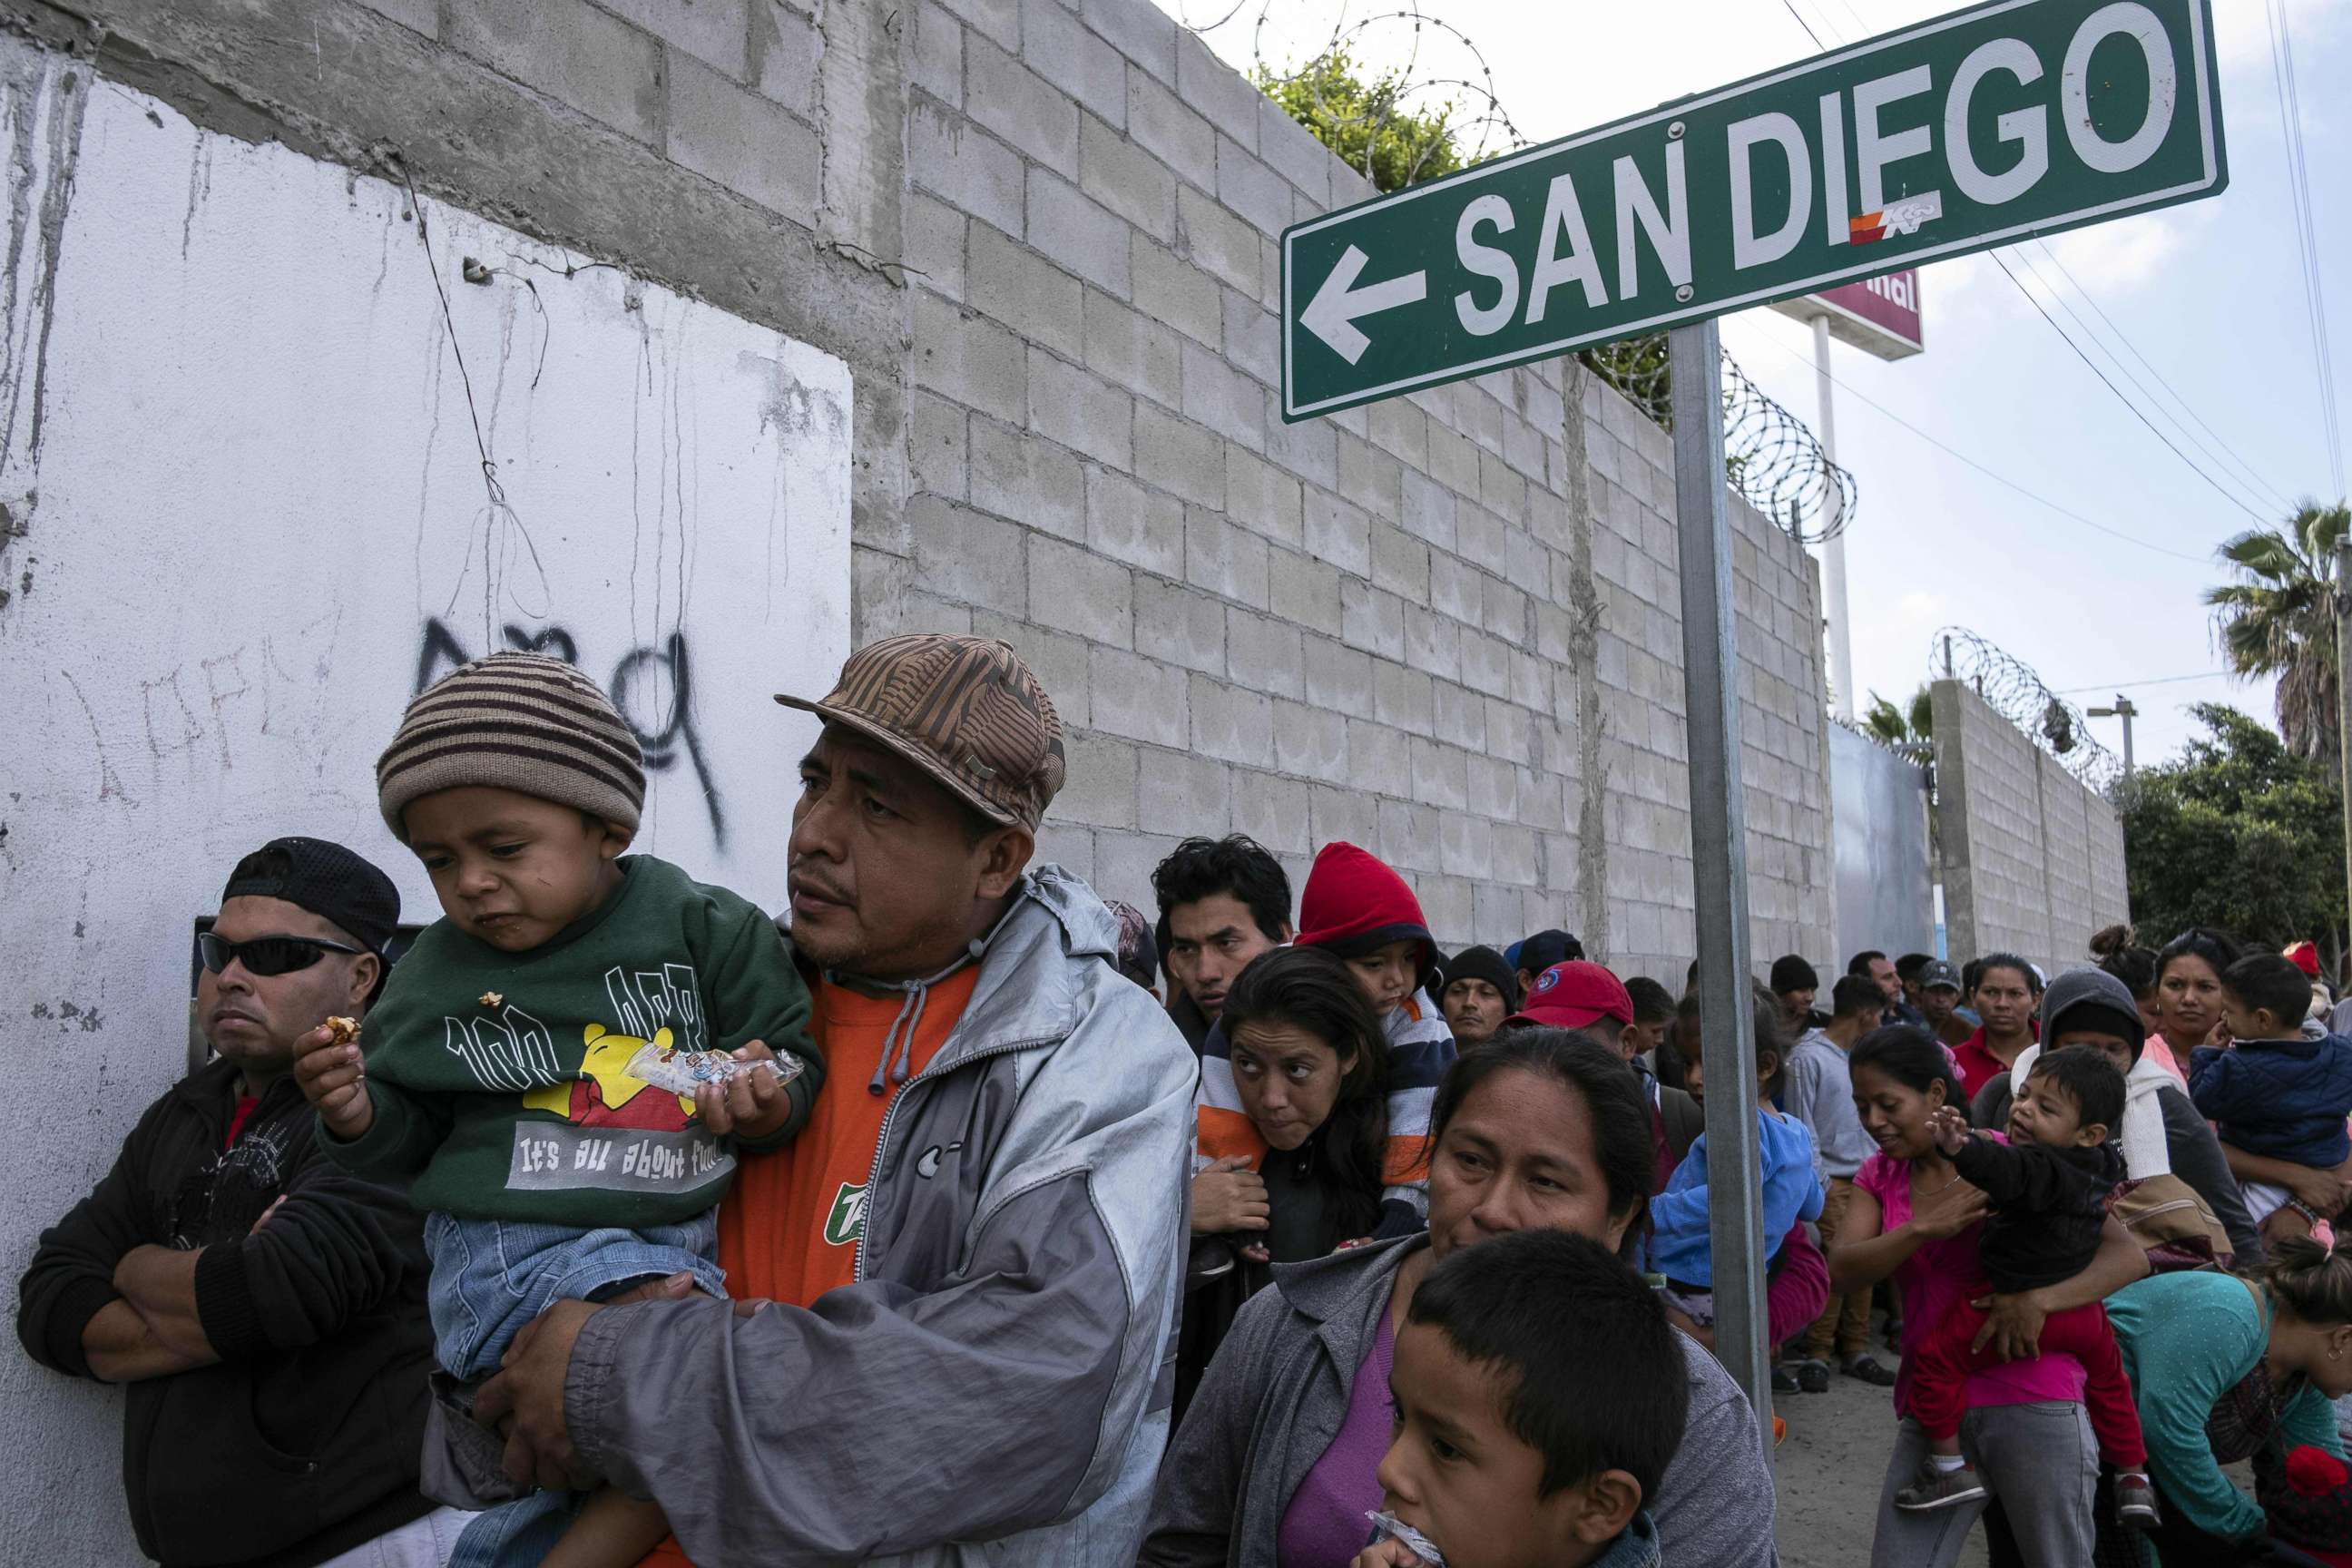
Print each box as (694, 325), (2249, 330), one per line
(220, 837), (400, 955)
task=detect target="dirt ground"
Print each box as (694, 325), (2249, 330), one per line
(1769, 1364), (1990, 1568)
(1769, 1356), (2274, 1566)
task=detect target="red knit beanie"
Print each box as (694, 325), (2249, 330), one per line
(2288, 941), (2323, 978)
(2265, 1445), (2352, 1566)
(1295, 842), (1436, 972)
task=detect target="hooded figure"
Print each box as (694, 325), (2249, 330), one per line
(1975, 966), (2257, 1268)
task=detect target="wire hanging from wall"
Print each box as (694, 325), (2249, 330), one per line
(1929, 625), (2123, 792)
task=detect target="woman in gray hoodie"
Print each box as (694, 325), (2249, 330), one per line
(1972, 965), (2260, 1268)
(1139, 1027), (1779, 1568)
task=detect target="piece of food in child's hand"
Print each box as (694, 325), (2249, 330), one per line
(479, 991), (504, 1007)
(323, 1016), (360, 1045)
(623, 1043), (806, 1099)
(1365, 1513), (1445, 1568)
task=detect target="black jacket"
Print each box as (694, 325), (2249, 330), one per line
(1173, 1124), (1382, 1426)
(1951, 1133), (2126, 1293)
(1973, 1073), (2265, 1267)
(16, 1058), (434, 1568)
(1169, 988), (1215, 1058)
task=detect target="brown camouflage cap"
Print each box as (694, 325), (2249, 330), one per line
(776, 634), (1066, 831)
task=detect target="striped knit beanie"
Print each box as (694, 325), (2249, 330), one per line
(377, 652), (644, 841)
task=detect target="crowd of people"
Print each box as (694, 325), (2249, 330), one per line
(21, 632), (2352, 1568)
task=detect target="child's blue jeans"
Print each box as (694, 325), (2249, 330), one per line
(423, 1209), (725, 1380)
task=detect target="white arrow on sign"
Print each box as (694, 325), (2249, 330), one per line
(1300, 245), (1427, 366)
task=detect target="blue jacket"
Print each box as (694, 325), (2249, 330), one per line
(1648, 1110), (1824, 1287)
(2190, 1030), (2352, 1168)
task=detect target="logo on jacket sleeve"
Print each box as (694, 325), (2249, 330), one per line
(824, 1181), (869, 1246)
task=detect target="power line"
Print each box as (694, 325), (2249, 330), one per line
(1987, 250), (2271, 524)
(2266, 0), (2347, 496)
(1777, 0), (1825, 48)
(1823, 0), (1875, 44)
(2053, 671), (2235, 694)
(1763, 0), (2279, 526)
(1746, 323), (2214, 564)
(2024, 241), (2299, 516)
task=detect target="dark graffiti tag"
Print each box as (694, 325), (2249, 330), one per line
(415, 619), (727, 846)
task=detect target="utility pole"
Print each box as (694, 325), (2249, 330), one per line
(1813, 315), (1855, 721)
(2337, 542), (2352, 951)
(2089, 695), (2138, 776)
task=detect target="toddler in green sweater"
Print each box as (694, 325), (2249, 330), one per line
(296, 652), (820, 1568)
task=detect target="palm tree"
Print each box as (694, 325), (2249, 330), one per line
(2206, 501), (2352, 761)
(1862, 685), (1935, 764)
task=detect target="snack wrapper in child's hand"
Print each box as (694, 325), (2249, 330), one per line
(625, 1043), (804, 1099)
(1365, 1512), (1446, 1567)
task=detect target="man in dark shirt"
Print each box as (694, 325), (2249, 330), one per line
(16, 838), (439, 1568)
(1850, 947), (1926, 1028)
(1151, 835), (1294, 1054)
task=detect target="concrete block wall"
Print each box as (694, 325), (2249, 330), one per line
(0, 0), (1831, 982)
(871, 0), (1837, 978)
(2088, 786), (2131, 925)
(1932, 680), (2129, 975)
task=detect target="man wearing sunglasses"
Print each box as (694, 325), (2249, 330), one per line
(16, 838), (451, 1568)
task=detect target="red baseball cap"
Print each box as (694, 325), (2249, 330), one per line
(1507, 961), (1633, 1030)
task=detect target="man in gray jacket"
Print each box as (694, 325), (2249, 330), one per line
(472, 634), (1198, 1565)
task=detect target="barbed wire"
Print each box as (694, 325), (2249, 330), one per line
(1175, 2), (1857, 546)
(1929, 625), (2124, 791)
(1175, 0), (1530, 184)
(1578, 338), (1856, 543)
(1724, 355), (1857, 544)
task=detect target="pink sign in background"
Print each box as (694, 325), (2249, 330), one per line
(1813, 270), (1923, 353)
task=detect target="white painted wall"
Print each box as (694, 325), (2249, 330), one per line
(0, 36), (853, 1558)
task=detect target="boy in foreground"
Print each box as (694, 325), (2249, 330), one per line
(1354, 1230), (1688, 1568)
(295, 652), (819, 1567)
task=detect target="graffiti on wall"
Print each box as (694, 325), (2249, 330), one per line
(416, 618), (727, 845)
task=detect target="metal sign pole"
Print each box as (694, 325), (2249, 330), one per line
(2337, 543), (2352, 970)
(1670, 318), (1771, 1451)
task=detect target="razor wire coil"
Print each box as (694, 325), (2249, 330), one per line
(1178, 2), (1858, 547)
(1930, 625), (2124, 792)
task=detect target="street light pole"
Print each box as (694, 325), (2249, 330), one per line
(2089, 695), (2138, 777)
(1813, 315), (1856, 721)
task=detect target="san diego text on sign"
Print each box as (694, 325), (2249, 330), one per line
(1280, 0), (2224, 420)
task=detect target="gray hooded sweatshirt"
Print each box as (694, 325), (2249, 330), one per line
(562, 866), (1199, 1565)
(1972, 965), (2262, 1265)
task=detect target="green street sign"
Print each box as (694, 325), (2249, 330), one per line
(1280, 0), (2225, 421)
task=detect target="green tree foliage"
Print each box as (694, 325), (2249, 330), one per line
(2120, 703), (2346, 950)
(2205, 501), (2351, 761)
(1255, 53), (1464, 194)
(1863, 686), (1936, 764)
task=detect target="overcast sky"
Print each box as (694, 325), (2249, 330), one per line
(1163, 0), (2347, 767)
